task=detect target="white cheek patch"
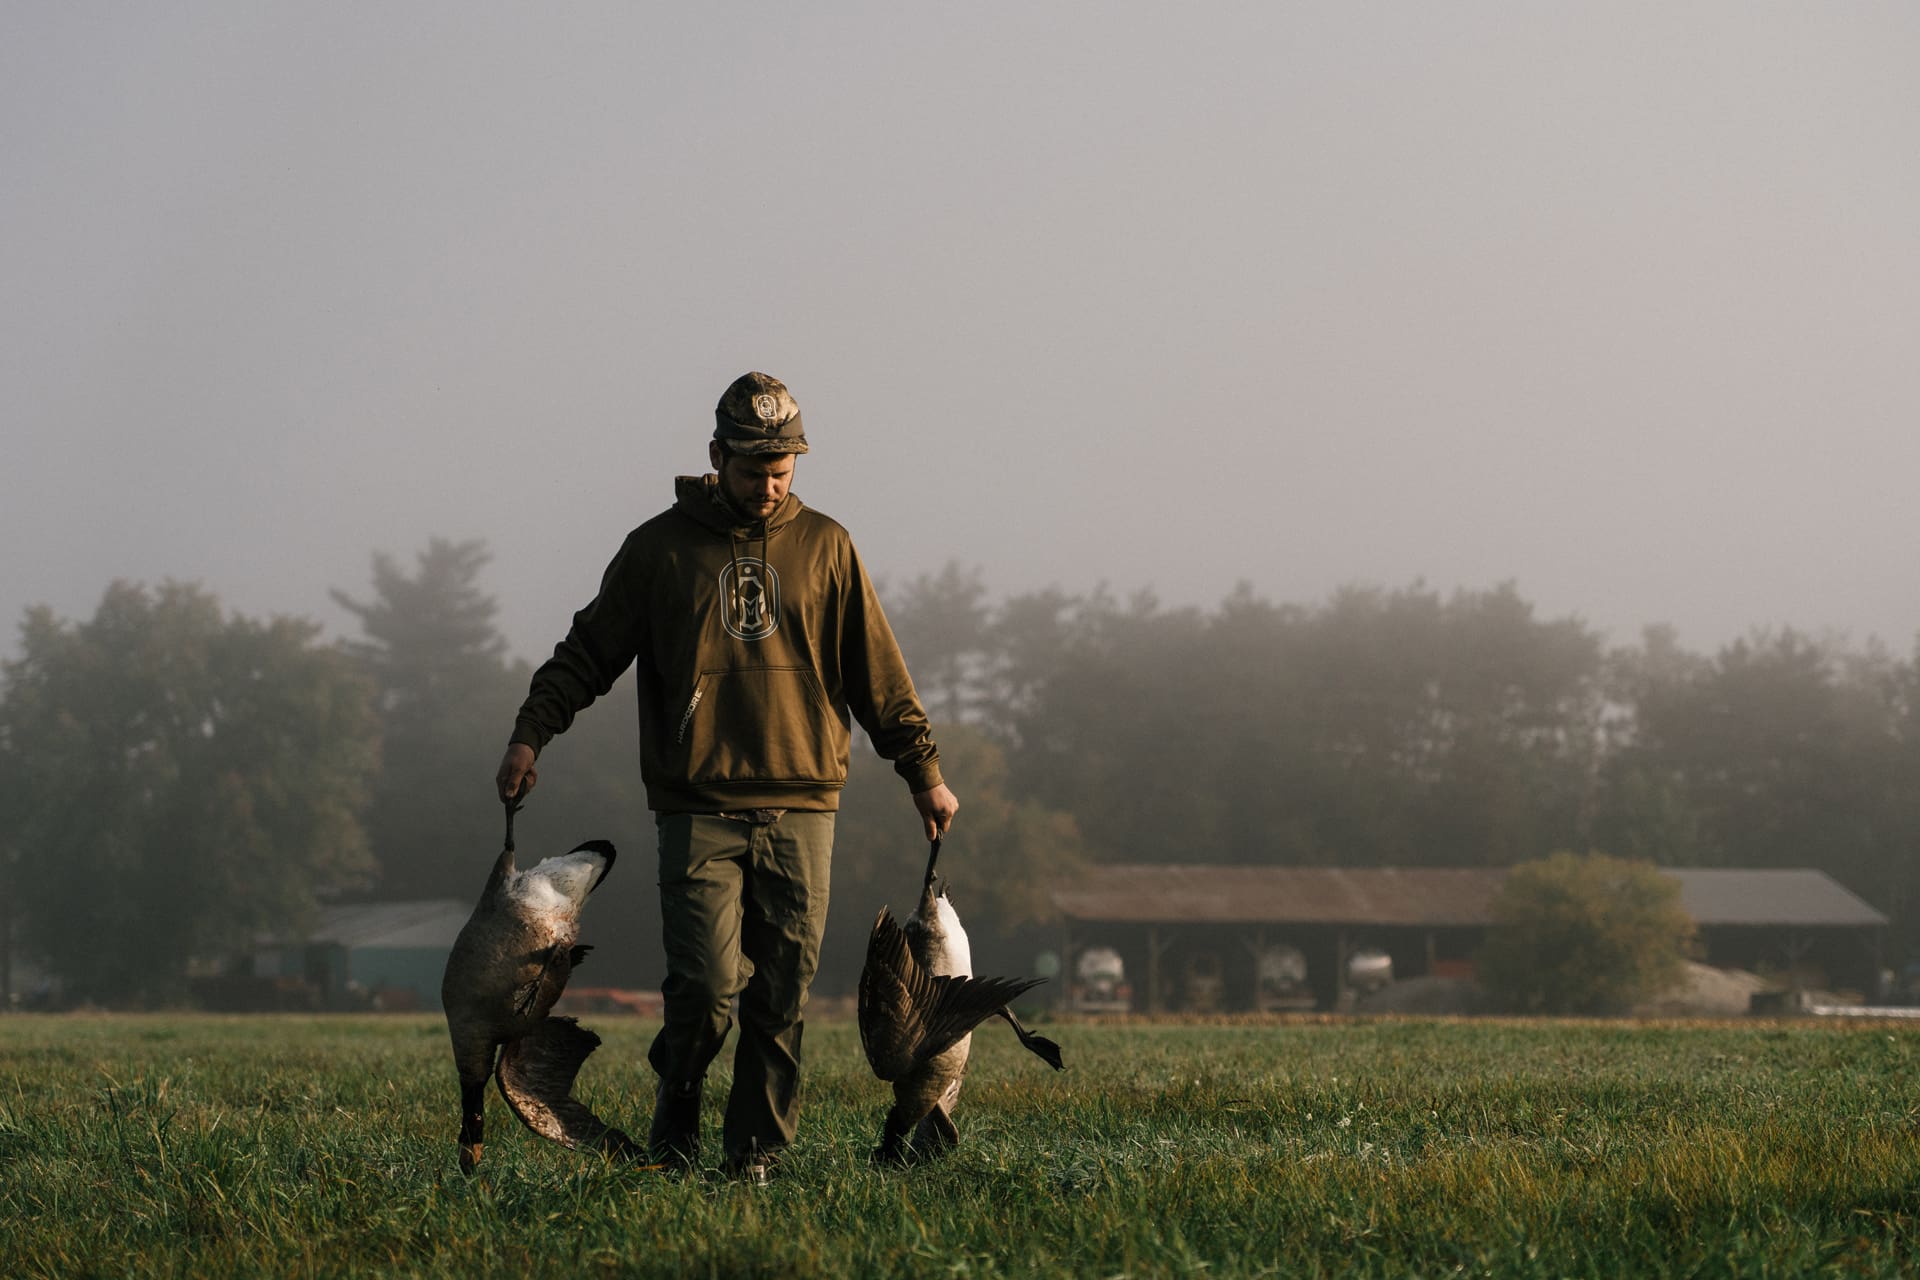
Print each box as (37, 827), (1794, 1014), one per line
(931, 896), (973, 977)
(514, 852), (608, 910)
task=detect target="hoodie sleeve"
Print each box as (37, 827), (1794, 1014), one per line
(840, 542), (944, 794)
(509, 531), (648, 755)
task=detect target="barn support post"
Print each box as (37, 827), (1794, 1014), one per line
(1334, 928), (1350, 1011)
(1241, 929), (1267, 1014)
(1146, 926), (1158, 1014)
(1148, 926), (1175, 1015)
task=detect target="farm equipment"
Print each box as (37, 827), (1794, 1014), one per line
(1254, 943), (1316, 1011)
(1346, 946), (1394, 996)
(1070, 946), (1133, 1013)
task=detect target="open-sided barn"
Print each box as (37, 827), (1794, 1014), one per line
(1050, 866), (1888, 1014)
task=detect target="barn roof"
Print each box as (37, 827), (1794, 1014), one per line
(1050, 866), (1886, 929)
(1665, 869), (1887, 927)
(1052, 866), (1500, 926)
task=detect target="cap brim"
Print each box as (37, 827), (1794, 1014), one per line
(720, 436), (808, 455)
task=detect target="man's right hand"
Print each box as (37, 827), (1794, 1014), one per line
(496, 743), (538, 803)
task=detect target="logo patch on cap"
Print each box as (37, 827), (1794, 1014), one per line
(753, 393), (780, 424)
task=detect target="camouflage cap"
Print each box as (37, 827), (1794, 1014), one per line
(713, 371), (808, 455)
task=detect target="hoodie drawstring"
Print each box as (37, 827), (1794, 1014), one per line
(725, 513), (770, 634)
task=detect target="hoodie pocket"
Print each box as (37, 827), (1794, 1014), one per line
(676, 667), (841, 787)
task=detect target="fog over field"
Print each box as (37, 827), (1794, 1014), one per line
(5, 3), (1918, 662)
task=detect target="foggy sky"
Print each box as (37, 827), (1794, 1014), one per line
(6, 3), (1918, 668)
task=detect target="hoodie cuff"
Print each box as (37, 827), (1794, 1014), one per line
(509, 719), (552, 755)
(897, 758), (945, 795)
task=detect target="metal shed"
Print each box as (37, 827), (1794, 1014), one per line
(250, 899), (471, 1011)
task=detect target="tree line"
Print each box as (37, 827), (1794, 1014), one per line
(3, 542), (1914, 1005)
(892, 567), (1918, 920)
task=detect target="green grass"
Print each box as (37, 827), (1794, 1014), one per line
(2, 1013), (1917, 1278)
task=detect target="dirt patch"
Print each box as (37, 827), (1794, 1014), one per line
(1632, 962), (1772, 1017)
(1355, 962), (1774, 1018)
(1355, 975), (1492, 1016)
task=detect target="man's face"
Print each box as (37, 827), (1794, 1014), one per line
(710, 444), (796, 521)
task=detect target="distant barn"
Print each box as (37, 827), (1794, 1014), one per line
(232, 900), (472, 1012)
(1050, 866), (1888, 1014)
(225, 901), (663, 1015)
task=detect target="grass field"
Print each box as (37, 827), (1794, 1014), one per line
(1, 1012), (1917, 1278)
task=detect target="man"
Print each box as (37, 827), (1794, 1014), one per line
(494, 371), (959, 1177)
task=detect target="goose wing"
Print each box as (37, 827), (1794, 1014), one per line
(512, 939), (584, 1020)
(860, 908), (1045, 1081)
(495, 1016), (642, 1160)
(923, 973), (1046, 1058)
(859, 908), (932, 1080)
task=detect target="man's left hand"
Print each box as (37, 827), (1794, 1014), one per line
(913, 784), (960, 843)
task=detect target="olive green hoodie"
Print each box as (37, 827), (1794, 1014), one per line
(510, 475), (943, 813)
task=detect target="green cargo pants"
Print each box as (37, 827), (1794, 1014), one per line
(647, 810), (834, 1165)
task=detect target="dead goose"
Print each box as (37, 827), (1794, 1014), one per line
(440, 799), (640, 1173)
(857, 840), (1065, 1165)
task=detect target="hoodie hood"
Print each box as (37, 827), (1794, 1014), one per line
(673, 474), (804, 537)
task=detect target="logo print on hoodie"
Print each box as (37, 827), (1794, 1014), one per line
(720, 558), (779, 640)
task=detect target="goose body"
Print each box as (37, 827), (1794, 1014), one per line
(440, 836), (639, 1172)
(857, 844), (1064, 1165)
